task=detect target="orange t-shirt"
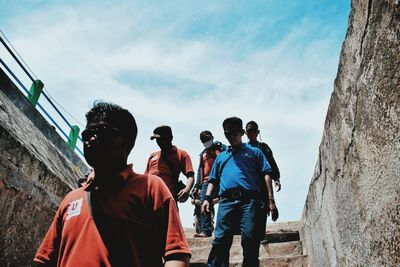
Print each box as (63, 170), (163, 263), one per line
(200, 148), (223, 183)
(145, 146), (194, 196)
(34, 165), (190, 267)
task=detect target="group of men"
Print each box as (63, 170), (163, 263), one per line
(34, 101), (281, 267)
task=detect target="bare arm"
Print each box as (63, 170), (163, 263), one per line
(264, 174), (279, 221)
(164, 254), (190, 267)
(201, 182), (215, 214)
(177, 174), (194, 203)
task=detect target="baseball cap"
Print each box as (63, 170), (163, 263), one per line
(150, 125), (173, 140)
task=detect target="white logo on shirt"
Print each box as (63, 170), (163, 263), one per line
(66, 198), (83, 220)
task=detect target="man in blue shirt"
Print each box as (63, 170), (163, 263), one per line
(202, 117), (279, 267)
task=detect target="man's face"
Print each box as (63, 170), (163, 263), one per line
(224, 127), (243, 146)
(82, 119), (128, 168)
(246, 128), (259, 142)
(156, 136), (171, 150)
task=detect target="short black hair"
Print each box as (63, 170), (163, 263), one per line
(200, 130), (213, 142)
(246, 121), (259, 131)
(223, 117), (243, 131)
(85, 101), (137, 152)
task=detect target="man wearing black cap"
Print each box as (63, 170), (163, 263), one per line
(192, 130), (226, 237)
(145, 125), (195, 203)
(246, 120), (281, 191)
(245, 120), (281, 244)
(202, 117), (278, 267)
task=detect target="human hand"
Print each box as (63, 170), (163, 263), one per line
(191, 188), (200, 198)
(177, 188), (190, 203)
(274, 179), (281, 192)
(267, 201), (279, 221)
(201, 200), (210, 214)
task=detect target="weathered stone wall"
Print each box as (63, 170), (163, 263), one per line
(0, 68), (88, 266)
(300, 0), (400, 266)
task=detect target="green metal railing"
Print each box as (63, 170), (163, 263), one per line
(0, 31), (83, 155)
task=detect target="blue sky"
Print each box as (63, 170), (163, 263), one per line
(0, 0), (351, 227)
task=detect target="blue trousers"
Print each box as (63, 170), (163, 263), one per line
(200, 181), (215, 236)
(207, 198), (260, 267)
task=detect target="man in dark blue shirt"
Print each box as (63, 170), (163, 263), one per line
(201, 117), (279, 267)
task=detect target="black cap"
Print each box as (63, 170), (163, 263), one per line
(150, 125), (173, 140)
(223, 117), (243, 131)
(246, 121), (259, 131)
(200, 130), (213, 142)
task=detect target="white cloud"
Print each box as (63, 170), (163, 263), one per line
(1, 1), (346, 227)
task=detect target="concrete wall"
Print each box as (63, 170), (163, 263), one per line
(300, 1), (400, 266)
(0, 67), (88, 266)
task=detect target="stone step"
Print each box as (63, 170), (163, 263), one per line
(190, 255), (308, 267)
(187, 230), (300, 246)
(186, 221), (308, 266)
(190, 240), (303, 262)
(234, 255), (309, 267)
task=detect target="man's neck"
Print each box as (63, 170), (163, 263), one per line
(161, 144), (173, 152)
(93, 162), (127, 181)
(230, 141), (243, 149)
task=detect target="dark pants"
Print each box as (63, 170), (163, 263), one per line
(200, 181), (215, 236)
(207, 197), (260, 267)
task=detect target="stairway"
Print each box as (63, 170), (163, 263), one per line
(186, 221), (308, 267)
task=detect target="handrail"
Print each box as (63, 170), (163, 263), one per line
(0, 58), (84, 157)
(0, 33), (84, 157)
(0, 35), (35, 82)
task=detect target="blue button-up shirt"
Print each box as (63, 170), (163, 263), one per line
(208, 143), (272, 195)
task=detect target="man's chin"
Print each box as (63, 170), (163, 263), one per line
(84, 154), (106, 168)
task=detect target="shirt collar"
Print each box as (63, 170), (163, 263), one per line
(161, 145), (177, 154)
(85, 164), (134, 190)
(227, 143), (246, 153)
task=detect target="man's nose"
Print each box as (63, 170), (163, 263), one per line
(85, 135), (98, 147)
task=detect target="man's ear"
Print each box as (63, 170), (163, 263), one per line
(241, 129), (245, 136)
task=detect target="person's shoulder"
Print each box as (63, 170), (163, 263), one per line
(149, 150), (160, 156)
(176, 146), (191, 157)
(258, 142), (272, 153)
(60, 187), (86, 207)
(199, 148), (207, 156)
(136, 173), (172, 194)
(245, 143), (263, 154)
(147, 150), (161, 160)
(175, 146), (187, 153)
(213, 141), (227, 151)
(127, 173), (174, 210)
(215, 149), (229, 160)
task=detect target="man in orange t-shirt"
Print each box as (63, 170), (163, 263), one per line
(192, 130), (226, 237)
(34, 102), (190, 267)
(145, 125), (194, 203)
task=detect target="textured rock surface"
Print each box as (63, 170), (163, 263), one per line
(0, 68), (88, 266)
(300, 0), (400, 266)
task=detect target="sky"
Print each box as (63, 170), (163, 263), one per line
(0, 0), (351, 228)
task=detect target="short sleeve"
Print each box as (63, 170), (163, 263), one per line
(180, 150), (194, 177)
(255, 148), (272, 177)
(149, 177), (190, 258)
(157, 198), (191, 258)
(208, 158), (220, 184)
